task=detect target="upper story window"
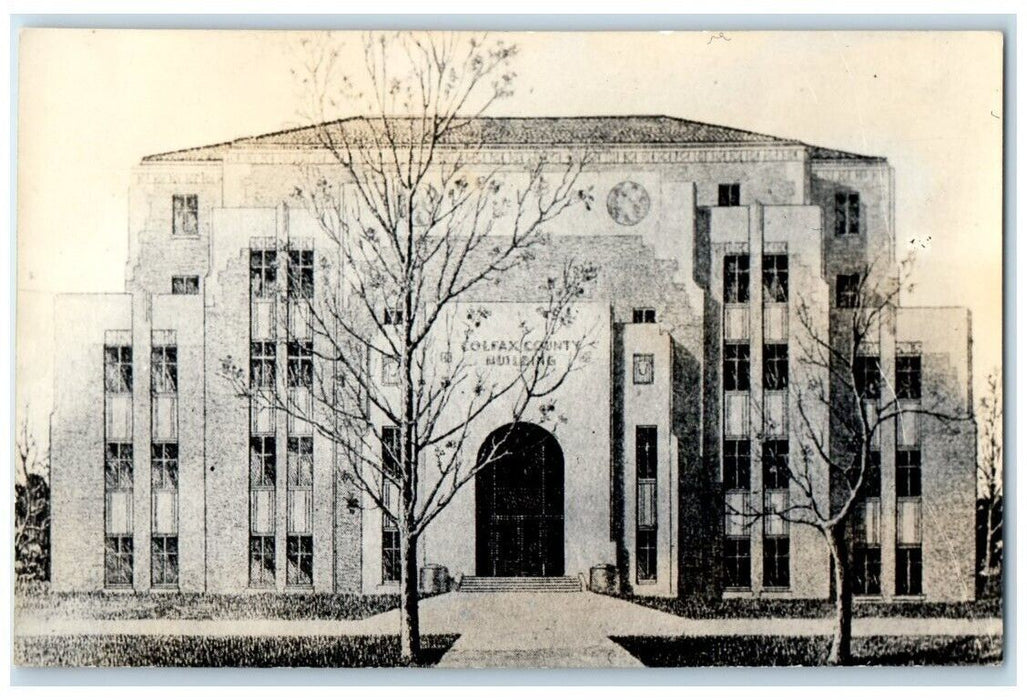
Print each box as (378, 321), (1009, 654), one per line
(383, 308), (403, 326)
(834, 192), (860, 236)
(762, 439), (790, 490)
(724, 255), (750, 304)
(723, 343), (751, 392)
(151, 345), (178, 395)
(835, 273), (861, 308)
(896, 448), (922, 498)
(763, 343), (788, 390)
(171, 276), (200, 295)
(635, 426), (658, 480)
(288, 250), (314, 301)
(104, 346), (133, 394)
(250, 250), (277, 299)
(287, 341), (314, 388)
(632, 308), (657, 324)
(172, 195), (199, 237)
(862, 450), (882, 498)
(854, 356), (881, 400)
(250, 436), (276, 488)
(896, 356), (922, 400)
(718, 183), (741, 207)
(762, 254), (788, 303)
(250, 341), (276, 389)
(633, 353), (655, 385)
(722, 439), (750, 491)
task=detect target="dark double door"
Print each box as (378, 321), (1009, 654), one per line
(475, 423), (564, 577)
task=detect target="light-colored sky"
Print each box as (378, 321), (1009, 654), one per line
(17, 29), (1003, 440)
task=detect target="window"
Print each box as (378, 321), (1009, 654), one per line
(763, 343), (788, 390)
(896, 356), (922, 400)
(763, 536), (790, 588)
(151, 536), (179, 586)
(723, 343), (750, 392)
(151, 345), (178, 395)
(861, 451), (881, 498)
(249, 535), (275, 587)
(104, 346), (133, 393)
(287, 341), (313, 388)
(288, 250), (314, 301)
(854, 356), (881, 400)
(723, 538), (751, 588)
(382, 357), (400, 386)
(834, 192), (860, 236)
(382, 525), (401, 582)
(633, 353), (654, 385)
(762, 440), (790, 490)
(381, 426), (401, 481)
(250, 342), (276, 388)
(105, 443), (134, 490)
(722, 439), (750, 491)
(896, 449), (922, 498)
(172, 194), (198, 236)
(723, 255), (750, 304)
(636, 529), (657, 582)
(105, 536), (133, 586)
(171, 276), (200, 295)
(762, 254), (788, 303)
(286, 534), (314, 587)
(718, 183), (741, 207)
(636, 425), (658, 582)
(896, 546), (923, 595)
(250, 436), (276, 488)
(632, 307), (657, 324)
(287, 437), (313, 487)
(250, 250), (277, 299)
(383, 308), (403, 326)
(151, 443), (179, 490)
(835, 273), (861, 308)
(853, 546), (882, 595)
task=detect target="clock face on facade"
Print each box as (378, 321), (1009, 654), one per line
(606, 181), (651, 226)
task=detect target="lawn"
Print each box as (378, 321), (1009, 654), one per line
(13, 634), (460, 667)
(611, 634), (1003, 667)
(611, 593), (1002, 620)
(15, 582), (402, 621)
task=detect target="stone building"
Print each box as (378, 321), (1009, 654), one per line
(50, 116), (977, 601)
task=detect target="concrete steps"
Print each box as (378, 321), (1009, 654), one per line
(458, 576), (582, 593)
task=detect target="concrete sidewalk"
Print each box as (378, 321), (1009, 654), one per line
(15, 591), (1003, 668)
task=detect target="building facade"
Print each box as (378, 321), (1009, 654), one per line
(50, 116), (977, 601)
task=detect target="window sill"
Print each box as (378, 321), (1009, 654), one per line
(171, 234), (202, 241)
(150, 584), (180, 592)
(635, 579), (658, 586)
(761, 586), (791, 593)
(892, 594), (926, 602)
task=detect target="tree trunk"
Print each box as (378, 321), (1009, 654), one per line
(398, 532), (422, 665)
(827, 527), (853, 666)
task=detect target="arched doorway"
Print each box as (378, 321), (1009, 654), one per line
(475, 423), (564, 577)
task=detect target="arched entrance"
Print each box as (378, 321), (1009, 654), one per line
(475, 423), (564, 577)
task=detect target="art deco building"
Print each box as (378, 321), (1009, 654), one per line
(50, 116), (977, 601)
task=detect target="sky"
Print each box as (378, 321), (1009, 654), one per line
(16, 29), (1004, 443)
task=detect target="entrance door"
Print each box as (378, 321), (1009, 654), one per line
(475, 423), (564, 576)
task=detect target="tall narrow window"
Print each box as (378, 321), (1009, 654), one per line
(862, 451), (882, 498)
(381, 426), (401, 583)
(250, 436), (276, 488)
(287, 341), (313, 388)
(896, 546), (923, 595)
(896, 356), (922, 400)
(762, 440), (790, 490)
(853, 546), (882, 595)
(723, 343), (750, 392)
(286, 535), (314, 587)
(722, 439), (751, 491)
(151, 536), (179, 587)
(104, 536), (134, 587)
(834, 192), (860, 236)
(762, 254), (788, 302)
(104, 346), (133, 393)
(718, 183), (741, 207)
(172, 194), (199, 236)
(288, 249), (314, 301)
(763, 343), (788, 390)
(249, 536), (275, 587)
(151, 442), (179, 570)
(763, 536), (790, 588)
(896, 449), (922, 498)
(854, 356), (881, 400)
(635, 426), (658, 582)
(104, 443), (133, 587)
(835, 273), (861, 308)
(250, 342), (276, 389)
(151, 345), (178, 395)
(724, 538), (751, 589)
(250, 250), (277, 299)
(724, 255), (750, 304)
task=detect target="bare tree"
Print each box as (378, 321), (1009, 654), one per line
(733, 255), (969, 665)
(976, 369), (1002, 598)
(15, 412), (50, 582)
(222, 32), (595, 663)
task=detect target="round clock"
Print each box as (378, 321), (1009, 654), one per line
(606, 181), (651, 226)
